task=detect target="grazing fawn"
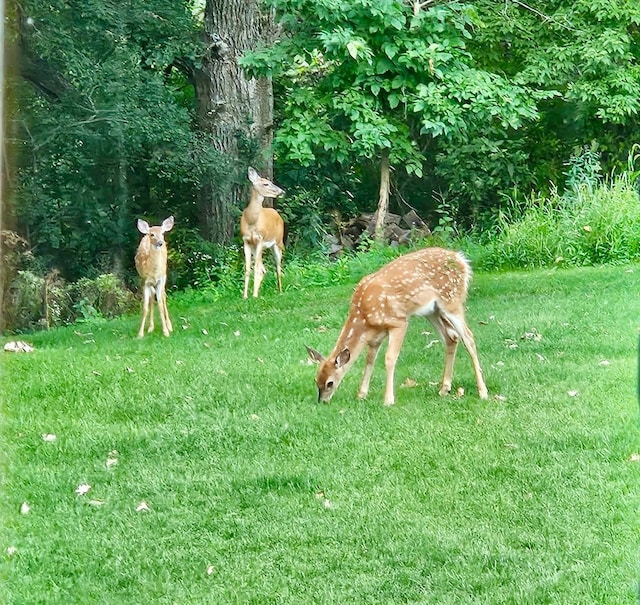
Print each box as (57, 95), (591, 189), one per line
(135, 216), (174, 338)
(306, 247), (488, 405)
(240, 167), (285, 298)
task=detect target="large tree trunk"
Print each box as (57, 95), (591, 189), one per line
(374, 149), (391, 241)
(194, 0), (275, 243)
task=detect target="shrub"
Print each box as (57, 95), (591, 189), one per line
(479, 172), (640, 270)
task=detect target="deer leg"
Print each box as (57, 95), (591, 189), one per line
(272, 244), (283, 293)
(358, 337), (384, 400)
(458, 323), (488, 399)
(252, 241), (266, 298)
(156, 282), (171, 337)
(438, 312), (488, 400)
(147, 289), (156, 334)
(383, 324), (408, 406)
(160, 281), (172, 334)
(439, 332), (459, 397)
(138, 285), (152, 338)
(243, 242), (253, 299)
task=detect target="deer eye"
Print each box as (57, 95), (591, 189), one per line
(326, 380), (334, 390)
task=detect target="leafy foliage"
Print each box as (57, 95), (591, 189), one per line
(243, 0), (537, 181)
(8, 0), (225, 281)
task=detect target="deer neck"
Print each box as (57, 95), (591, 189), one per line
(330, 309), (368, 368)
(243, 191), (265, 226)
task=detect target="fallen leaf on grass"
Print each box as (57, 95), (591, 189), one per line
(6, 546), (17, 556)
(88, 500), (105, 507)
(125, 367), (134, 373)
(92, 370), (101, 376)
(521, 329), (543, 341)
(136, 501), (150, 512)
(425, 339), (440, 349)
(493, 394), (507, 402)
(567, 390), (579, 397)
(201, 328), (209, 335)
(206, 565), (215, 576)
(20, 502), (30, 515)
(455, 387), (465, 397)
(75, 484), (91, 496)
(401, 378), (418, 388)
(629, 453), (640, 462)
(599, 360), (611, 366)
(41, 433), (57, 442)
(233, 330), (240, 337)
(106, 450), (119, 468)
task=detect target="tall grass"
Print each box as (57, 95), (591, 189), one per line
(477, 171), (640, 271)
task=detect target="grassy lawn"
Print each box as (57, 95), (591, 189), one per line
(1, 261), (639, 604)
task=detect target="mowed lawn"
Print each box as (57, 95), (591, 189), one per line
(1, 262), (639, 604)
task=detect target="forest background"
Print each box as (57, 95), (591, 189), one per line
(2, 0), (640, 331)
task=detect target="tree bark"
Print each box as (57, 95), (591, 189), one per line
(194, 0), (275, 243)
(374, 149), (391, 241)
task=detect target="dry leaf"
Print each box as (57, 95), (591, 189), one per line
(567, 390), (579, 397)
(125, 367), (134, 373)
(456, 387), (465, 397)
(425, 339), (440, 349)
(582, 225), (592, 232)
(88, 500), (105, 507)
(249, 414), (260, 421)
(402, 378), (418, 388)
(136, 501), (150, 512)
(493, 394), (507, 402)
(106, 450), (119, 468)
(20, 502), (30, 515)
(322, 498), (333, 509)
(201, 328), (209, 335)
(206, 565), (215, 576)
(629, 453), (640, 462)
(6, 546), (17, 556)
(92, 370), (102, 376)
(599, 360), (611, 366)
(317, 325), (327, 333)
(75, 483), (91, 496)
(233, 330), (240, 337)
(41, 433), (57, 442)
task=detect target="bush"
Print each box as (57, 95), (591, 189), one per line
(3, 271), (137, 333)
(479, 172), (640, 270)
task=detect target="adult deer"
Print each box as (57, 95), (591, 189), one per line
(135, 216), (174, 338)
(240, 167), (285, 298)
(306, 247), (488, 405)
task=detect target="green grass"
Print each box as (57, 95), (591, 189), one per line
(1, 261), (639, 604)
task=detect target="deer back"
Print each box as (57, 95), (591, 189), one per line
(353, 247), (471, 328)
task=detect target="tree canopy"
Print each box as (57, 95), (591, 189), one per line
(4, 0), (640, 284)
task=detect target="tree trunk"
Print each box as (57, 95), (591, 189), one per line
(194, 0), (275, 243)
(374, 150), (391, 241)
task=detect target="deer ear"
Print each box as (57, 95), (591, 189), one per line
(162, 216), (175, 232)
(305, 345), (324, 364)
(335, 348), (351, 368)
(248, 166), (259, 183)
(137, 219), (150, 234)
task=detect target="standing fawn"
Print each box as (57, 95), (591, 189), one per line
(240, 167), (285, 298)
(306, 247), (488, 405)
(135, 216), (174, 338)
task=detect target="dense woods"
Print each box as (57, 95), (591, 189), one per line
(2, 0), (640, 329)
